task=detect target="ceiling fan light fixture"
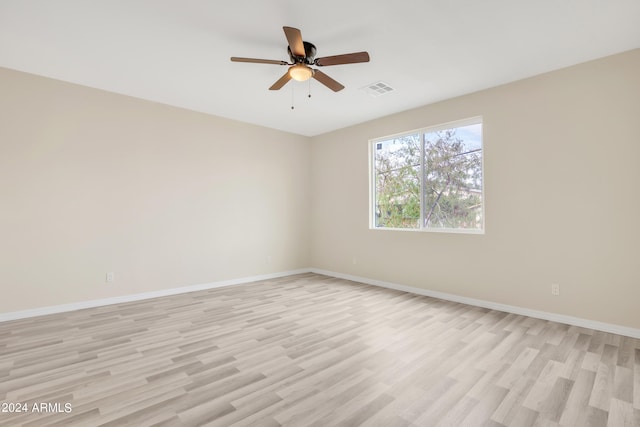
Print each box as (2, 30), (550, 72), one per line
(289, 64), (313, 81)
(231, 26), (370, 92)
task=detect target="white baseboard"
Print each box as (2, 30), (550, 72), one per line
(3, 267), (639, 340)
(310, 268), (640, 340)
(0, 269), (311, 323)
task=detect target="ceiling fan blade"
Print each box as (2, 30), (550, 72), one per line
(312, 70), (345, 92)
(283, 26), (305, 57)
(269, 72), (292, 90)
(231, 57), (288, 65)
(315, 51), (370, 67)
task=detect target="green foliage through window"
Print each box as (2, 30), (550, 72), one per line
(373, 119), (483, 231)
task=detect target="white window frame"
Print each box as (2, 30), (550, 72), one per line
(369, 116), (485, 234)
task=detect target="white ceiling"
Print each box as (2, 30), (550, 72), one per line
(1, 1), (639, 137)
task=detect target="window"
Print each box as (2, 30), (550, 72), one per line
(371, 117), (483, 233)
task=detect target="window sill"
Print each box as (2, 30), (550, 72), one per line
(369, 226), (485, 235)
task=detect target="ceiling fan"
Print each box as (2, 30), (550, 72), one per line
(230, 26), (370, 92)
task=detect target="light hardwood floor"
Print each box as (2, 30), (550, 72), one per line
(1, 273), (639, 426)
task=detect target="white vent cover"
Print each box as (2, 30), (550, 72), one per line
(360, 81), (395, 97)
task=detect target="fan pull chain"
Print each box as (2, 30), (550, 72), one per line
(291, 84), (295, 110)
(308, 79), (312, 98)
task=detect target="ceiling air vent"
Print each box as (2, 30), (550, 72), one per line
(360, 81), (395, 97)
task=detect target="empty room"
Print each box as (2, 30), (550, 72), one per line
(1, 1), (639, 426)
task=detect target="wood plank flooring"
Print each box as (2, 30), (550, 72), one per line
(1, 273), (639, 426)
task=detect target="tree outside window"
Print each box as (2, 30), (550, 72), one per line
(373, 119), (483, 232)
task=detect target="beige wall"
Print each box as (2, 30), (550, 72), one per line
(310, 49), (640, 329)
(0, 68), (310, 313)
(2, 49), (639, 330)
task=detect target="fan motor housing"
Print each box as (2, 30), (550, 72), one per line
(288, 41), (317, 65)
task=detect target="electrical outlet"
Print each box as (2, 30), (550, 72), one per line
(551, 283), (560, 296)
(106, 272), (115, 283)
(266, 255), (272, 264)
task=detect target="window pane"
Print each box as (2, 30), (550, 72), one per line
(370, 119), (483, 233)
(374, 134), (421, 228)
(422, 123), (482, 230)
